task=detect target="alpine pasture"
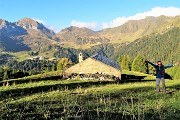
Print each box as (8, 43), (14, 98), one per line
(0, 70), (180, 120)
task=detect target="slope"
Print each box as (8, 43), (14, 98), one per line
(118, 27), (180, 62)
(0, 71), (180, 119)
(56, 26), (110, 49)
(99, 15), (180, 44)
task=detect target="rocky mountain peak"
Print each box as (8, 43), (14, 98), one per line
(17, 18), (43, 30)
(0, 19), (27, 36)
(0, 19), (12, 28)
(17, 17), (55, 37)
(0, 19), (6, 26)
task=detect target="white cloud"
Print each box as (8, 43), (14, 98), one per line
(102, 7), (180, 29)
(32, 18), (46, 24)
(32, 18), (60, 33)
(71, 20), (98, 30)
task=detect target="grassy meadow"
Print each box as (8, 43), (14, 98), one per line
(0, 70), (180, 120)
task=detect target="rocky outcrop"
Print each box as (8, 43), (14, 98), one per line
(17, 18), (55, 38)
(0, 19), (27, 36)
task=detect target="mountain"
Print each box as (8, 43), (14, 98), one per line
(56, 16), (180, 48)
(17, 18), (55, 38)
(56, 26), (110, 48)
(0, 19), (27, 37)
(99, 16), (180, 44)
(0, 18), (58, 52)
(0, 16), (180, 58)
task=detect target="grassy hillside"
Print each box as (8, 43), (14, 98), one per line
(118, 27), (180, 62)
(99, 16), (180, 44)
(0, 71), (180, 119)
(57, 26), (110, 49)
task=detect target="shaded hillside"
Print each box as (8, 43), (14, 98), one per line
(0, 35), (30, 52)
(0, 53), (14, 65)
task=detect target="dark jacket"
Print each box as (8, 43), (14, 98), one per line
(147, 61), (174, 78)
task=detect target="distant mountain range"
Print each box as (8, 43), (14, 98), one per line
(99, 16), (180, 43)
(0, 16), (180, 53)
(0, 18), (56, 52)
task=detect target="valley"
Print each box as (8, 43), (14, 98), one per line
(0, 14), (180, 120)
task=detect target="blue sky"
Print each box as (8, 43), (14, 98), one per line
(0, 0), (180, 32)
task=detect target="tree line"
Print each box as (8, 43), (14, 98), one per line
(0, 58), (73, 81)
(118, 54), (155, 75)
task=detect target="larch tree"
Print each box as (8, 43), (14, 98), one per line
(57, 58), (72, 71)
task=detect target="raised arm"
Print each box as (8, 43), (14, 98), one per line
(145, 60), (156, 67)
(164, 62), (179, 69)
(164, 64), (174, 69)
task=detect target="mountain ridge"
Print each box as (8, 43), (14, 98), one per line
(56, 26), (110, 48)
(0, 15), (180, 52)
(99, 15), (180, 44)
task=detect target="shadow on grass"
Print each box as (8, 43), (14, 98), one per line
(0, 73), (157, 101)
(0, 82), (159, 104)
(1, 77), (179, 101)
(0, 75), (64, 86)
(120, 74), (155, 84)
(0, 81), (114, 100)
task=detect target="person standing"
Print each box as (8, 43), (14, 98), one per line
(145, 60), (178, 93)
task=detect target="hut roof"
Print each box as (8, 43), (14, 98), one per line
(91, 53), (121, 70)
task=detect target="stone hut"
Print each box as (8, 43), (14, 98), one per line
(64, 52), (122, 79)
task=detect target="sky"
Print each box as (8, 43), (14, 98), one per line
(0, 0), (180, 32)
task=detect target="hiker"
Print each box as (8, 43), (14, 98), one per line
(145, 60), (178, 93)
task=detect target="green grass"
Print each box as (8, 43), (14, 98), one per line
(0, 71), (63, 85)
(8, 51), (31, 61)
(0, 71), (180, 120)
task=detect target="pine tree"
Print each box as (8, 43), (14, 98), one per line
(3, 70), (9, 80)
(132, 54), (147, 73)
(0, 67), (4, 80)
(51, 64), (56, 71)
(118, 55), (131, 70)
